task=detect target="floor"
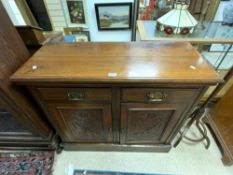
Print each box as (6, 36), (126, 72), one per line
(53, 125), (233, 175)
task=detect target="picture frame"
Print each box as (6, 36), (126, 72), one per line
(72, 31), (90, 42)
(95, 3), (133, 31)
(64, 27), (91, 42)
(61, 0), (88, 28)
(64, 27), (83, 35)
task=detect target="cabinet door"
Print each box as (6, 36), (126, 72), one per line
(121, 103), (185, 144)
(47, 103), (113, 143)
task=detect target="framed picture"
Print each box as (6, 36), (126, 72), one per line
(61, 0), (87, 27)
(64, 27), (90, 42)
(73, 31), (90, 42)
(95, 3), (132, 30)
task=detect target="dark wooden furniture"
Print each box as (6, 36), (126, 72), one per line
(16, 26), (63, 55)
(189, 0), (220, 21)
(16, 26), (45, 46)
(206, 83), (233, 165)
(25, 0), (52, 31)
(0, 1), (57, 150)
(11, 42), (220, 152)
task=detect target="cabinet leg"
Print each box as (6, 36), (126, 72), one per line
(204, 114), (233, 166)
(222, 154), (233, 166)
(56, 145), (63, 154)
(49, 133), (63, 154)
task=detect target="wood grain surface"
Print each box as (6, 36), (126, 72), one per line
(209, 84), (233, 165)
(10, 42), (221, 84)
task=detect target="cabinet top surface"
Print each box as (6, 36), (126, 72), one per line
(11, 42), (221, 84)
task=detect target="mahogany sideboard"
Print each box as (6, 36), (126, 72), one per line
(11, 42), (220, 152)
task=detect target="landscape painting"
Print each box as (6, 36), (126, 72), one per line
(95, 3), (132, 30)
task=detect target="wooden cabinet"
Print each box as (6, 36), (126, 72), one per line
(28, 85), (205, 152)
(205, 84), (233, 165)
(11, 42), (220, 152)
(35, 87), (199, 147)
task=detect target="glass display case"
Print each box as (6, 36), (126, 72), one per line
(137, 20), (233, 101)
(137, 20), (233, 44)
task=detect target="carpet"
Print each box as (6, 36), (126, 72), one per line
(73, 169), (172, 175)
(0, 151), (54, 175)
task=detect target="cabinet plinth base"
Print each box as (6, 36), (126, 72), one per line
(61, 143), (171, 152)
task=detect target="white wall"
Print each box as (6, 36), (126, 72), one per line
(45, 0), (133, 41)
(44, 0), (67, 32)
(2, 0), (25, 25)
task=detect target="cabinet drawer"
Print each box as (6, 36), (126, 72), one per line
(121, 88), (198, 103)
(37, 88), (111, 101)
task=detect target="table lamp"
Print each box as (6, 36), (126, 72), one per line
(156, 0), (198, 35)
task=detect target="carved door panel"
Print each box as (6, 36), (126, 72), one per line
(121, 103), (185, 144)
(47, 103), (113, 143)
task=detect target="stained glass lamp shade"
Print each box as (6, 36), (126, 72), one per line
(156, 0), (198, 35)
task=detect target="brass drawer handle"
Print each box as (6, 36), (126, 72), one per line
(67, 91), (84, 101)
(147, 91), (167, 102)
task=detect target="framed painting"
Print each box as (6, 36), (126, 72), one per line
(62, 0), (87, 27)
(64, 27), (90, 42)
(95, 3), (132, 30)
(72, 31), (90, 42)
